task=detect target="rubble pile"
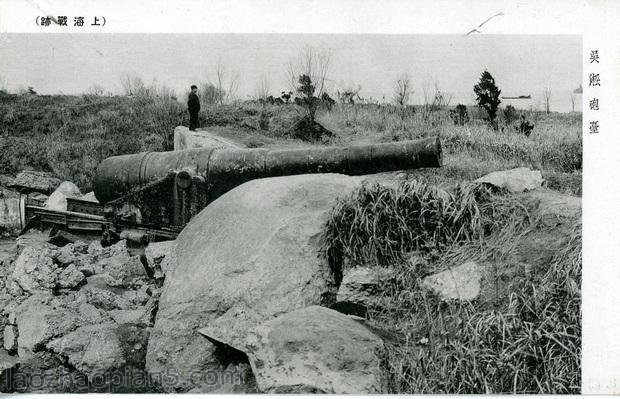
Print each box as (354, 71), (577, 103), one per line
(0, 235), (173, 393)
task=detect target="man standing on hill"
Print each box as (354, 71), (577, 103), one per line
(188, 85), (200, 131)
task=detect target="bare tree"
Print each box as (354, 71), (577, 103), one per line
(336, 84), (362, 104)
(543, 87), (552, 114)
(254, 74), (271, 101)
(393, 73), (412, 106)
(119, 73), (150, 97)
(208, 58), (240, 104)
(85, 85), (107, 96)
(286, 45), (331, 96)
(570, 92), (576, 112)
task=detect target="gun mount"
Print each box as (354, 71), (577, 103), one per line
(92, 137), (442, 237)
(22, 137), (442, 243)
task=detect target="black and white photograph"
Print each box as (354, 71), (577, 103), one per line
(0, 0), (618, 395)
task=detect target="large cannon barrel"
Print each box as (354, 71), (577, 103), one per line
(93, 137), (442, 204)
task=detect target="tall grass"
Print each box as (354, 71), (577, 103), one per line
(321, 179), (581, 393)
(321, 180), (514, 267)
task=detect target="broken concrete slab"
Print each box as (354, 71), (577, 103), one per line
(174, 126), (245, 151)
(421, 261), (482, 301)
(475, 167), (543, 193)
(55, 264), (86, 290)
(44, 181), (82, 212)
(144, 240), (176, 279)
(10, 245), (60, 294)
(9, 171), (61, 195)
(3, 325), (18, 352)
(245, 305), (388, 394)
(336, 266), (394, 308)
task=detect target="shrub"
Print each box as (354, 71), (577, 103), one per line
(449, 104), (469, 126)
(503, 104), (518, 125)
(515, 115), (535, 137)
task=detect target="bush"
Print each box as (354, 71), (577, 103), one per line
(503, 104), (518, 126)
(449, 104), (469, 126)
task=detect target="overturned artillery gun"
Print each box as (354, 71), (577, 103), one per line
(25, 137), (442, 243)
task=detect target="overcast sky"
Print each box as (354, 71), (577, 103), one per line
(0, 33), (581, 110)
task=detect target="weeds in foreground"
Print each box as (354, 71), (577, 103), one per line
(321, 180), (513, 267)
(321, 180), (581, 393)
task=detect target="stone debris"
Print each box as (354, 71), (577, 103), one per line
(421, 261), (483, 301)
(79, 287), (132, 311)
(55, 264), (86, 289)
(46, 323), (126, 379)
(0, 221), (168, 393)
(475, 167), (543, 193)
(336, 266), (394, 309)
(44, 181), (82, 212)
(0, 348), (19, 389)
(10, 245), (60, 294)
(245, 305), (388, 394)
(144, 240), (176, 279)
(79, 191), (98, 203)
(9, 170), (61, 195)
(3, 324), (18, 351)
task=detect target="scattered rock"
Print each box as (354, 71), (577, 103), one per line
(122, 285), (150, 306)
(80, 192), (98, 203)
(336, 266), (394, 309)
(421, 261), (482, 301)
(44, 181), (82, 212)
(80, 287), (131, 311)
(245, 306), (388, 394)
(46, 323), (125, 379)
(74, 255), (97, 277)
(55, 264), (86, 289)
(16, 231), (50, 254)
(144, 240), (176, 278)
(8, 353), (68, 393)
(87, 239), (128, 260)
(9, 171), (61, 195)
(3, 325), (18, 352)
(56, 244), (79, 266)
(147, 174), (362, 392)
(96, 254), (146, 285)
(475, 167), (543, 193)
(11, 245), (59, 294)
(0, 348), (19, 391)
(15, 295), (84, 356)
(108, 309), (146, 325)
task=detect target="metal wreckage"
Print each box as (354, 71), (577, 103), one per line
(17, 137), (442, 245)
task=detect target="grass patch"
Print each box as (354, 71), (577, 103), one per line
(321, 180), (516, 267)
(321, 179), (581, 393)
